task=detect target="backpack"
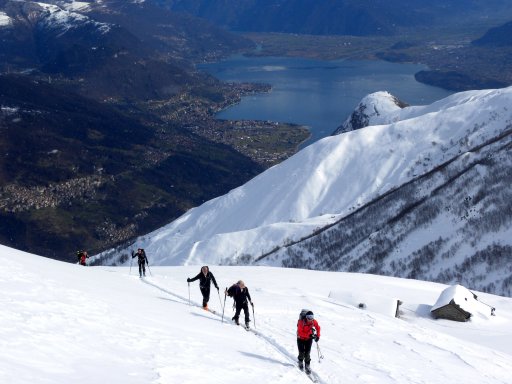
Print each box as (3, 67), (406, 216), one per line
(299, 309), (312, 320)
(227, 283), (237, 297)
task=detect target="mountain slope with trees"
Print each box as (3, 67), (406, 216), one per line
(96, 86), (512, 297)
(0, 0), (281, 260)
(0, 74), (262, 260)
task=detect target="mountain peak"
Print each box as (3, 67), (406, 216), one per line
(333, 91), (408, 135)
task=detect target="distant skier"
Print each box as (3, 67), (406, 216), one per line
(187, 266), (219, 310)
(297, 310), (321, 374)
(226, 280), (253, 328)
(132, 248), (149, 278)
(77, 250), (89, 266)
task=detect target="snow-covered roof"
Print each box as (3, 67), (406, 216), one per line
(431, 284), (495, 319)
(0, 12), (12, 27)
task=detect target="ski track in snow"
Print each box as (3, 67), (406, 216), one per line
(139, 272), (512, 384)
(140, 276), (328, 384)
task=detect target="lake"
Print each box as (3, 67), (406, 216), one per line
(198, 56), (454, 146)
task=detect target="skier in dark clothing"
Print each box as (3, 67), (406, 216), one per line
(187, 266), (219, 310)
(226, 280), (253, 328)
(132, 248), (149, 278)
(297, 310), (321, 374)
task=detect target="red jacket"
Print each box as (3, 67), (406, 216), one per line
(297, 319), (321, 340)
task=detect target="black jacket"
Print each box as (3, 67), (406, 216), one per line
(132, 250), (148, 264)
(227, 284), (252, 305)
(189, 270), (219, 290)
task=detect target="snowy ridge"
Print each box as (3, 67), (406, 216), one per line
(2, 244), (512, 383)
(35, 2), (111, 34)
(98, 86), (512, 281)
(0, 1), (110, 34)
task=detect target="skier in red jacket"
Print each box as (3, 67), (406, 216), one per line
(297, 310), (321, 374)
(77, 250), (89, 266)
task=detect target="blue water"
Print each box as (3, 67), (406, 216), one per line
(198, 56), (454, 146)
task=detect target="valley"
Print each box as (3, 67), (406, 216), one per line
(0, 0), (309, 260)
(243, 21), (512, 91)
(1, 0), (511, 263)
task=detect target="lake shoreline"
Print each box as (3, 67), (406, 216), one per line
(199, 55), (454, 146)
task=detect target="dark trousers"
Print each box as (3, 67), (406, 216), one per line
(297, 338), (313, 365)
(138, 261), (146, 276)
(200, 286), (210, 307)
(233, 301), (250, 324)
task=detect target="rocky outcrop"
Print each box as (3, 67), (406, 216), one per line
(332, 91), (408, 135)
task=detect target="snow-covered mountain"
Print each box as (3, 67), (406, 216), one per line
(2, 244), (512, 384)
(332, 91), (408, 135)
(96, 87), (512, 296)
(0, 1), (108, 32)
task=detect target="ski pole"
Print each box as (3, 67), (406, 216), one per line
(221, 288), (227, 323)
(129, 251), (133, 275)
(188, 282), (191, 306)
(251, 302), (256, 329)
(316, 341), (324, 363)
(147, 264), (152, 277)
(217, 288), (222, 313)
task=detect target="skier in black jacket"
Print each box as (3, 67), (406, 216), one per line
(226, 280), (253, 328)
(132, 248), (149, 278)
(187, 266), (219, 310)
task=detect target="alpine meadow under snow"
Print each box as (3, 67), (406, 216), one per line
(97, 87), (512, 296)
(2, 245), (512, 384)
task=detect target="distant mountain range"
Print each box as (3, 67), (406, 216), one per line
(472, 20), (512, 47)
(0, 0), (252, 99)
(155, 0), (512, 36)
(97, 87), (512, 297)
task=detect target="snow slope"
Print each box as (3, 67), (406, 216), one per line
(2, 244), (512, 384)
(98, 86), (512, 268)
(35, 2), (111, 34)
